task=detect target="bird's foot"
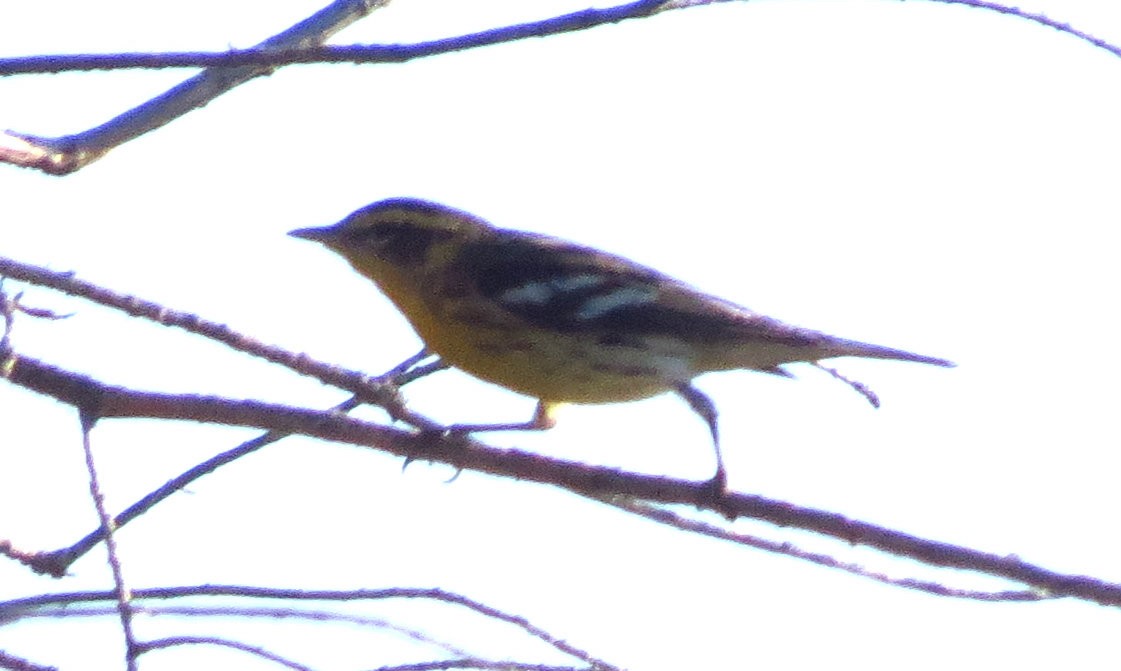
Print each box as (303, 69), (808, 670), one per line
(698, 469), (737, 520)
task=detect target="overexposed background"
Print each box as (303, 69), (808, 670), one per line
(2, 1), (1120, 669)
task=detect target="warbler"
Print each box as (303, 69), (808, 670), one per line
(290, 198), (953, 490)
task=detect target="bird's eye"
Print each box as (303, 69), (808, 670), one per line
(358, 221), (406, 243)
(359, 221), (445, 267)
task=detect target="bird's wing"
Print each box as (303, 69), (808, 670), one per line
(458, 231), (824, 348)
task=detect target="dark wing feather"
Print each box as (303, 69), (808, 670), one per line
(459, 231), (824, 348)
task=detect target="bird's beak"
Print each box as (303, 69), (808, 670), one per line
(288, 225), (335, 242)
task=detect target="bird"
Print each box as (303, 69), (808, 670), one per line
(289, 197), (953, 491)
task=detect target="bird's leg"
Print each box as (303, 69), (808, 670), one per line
(446, 400), (558, 434)
(408, 401), (558, 475)
(674, 382), (727, 495)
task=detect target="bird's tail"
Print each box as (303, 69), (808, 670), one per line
(823, 338), (955, 368)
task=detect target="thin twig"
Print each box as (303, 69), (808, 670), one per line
(370, 661), (590, 671)
(77, 411), (139, 670)
(593, 494), (1047, 602)
(45, 352), (440, 574)
(2, 586), (620, 670)
(812, 362), (880, 408)
(140, 637), (313, 671)
(10, 603), (471, 659)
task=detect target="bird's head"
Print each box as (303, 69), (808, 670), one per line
(289, 197), (494, 270)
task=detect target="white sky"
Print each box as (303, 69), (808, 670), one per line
(2, 1), (1121, 669)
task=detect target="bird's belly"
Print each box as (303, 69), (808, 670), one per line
(415, 313), (690, 404)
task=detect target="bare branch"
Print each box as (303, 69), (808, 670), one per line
(925, 0), (1121, 58)
(596, 494), (1047, 602)
(2, 343), (1121, 606)
(77, 412), (140, 669)
(370, 662), (592, 671)
(1, 586), (621, 671)
(0, 0), (668, 76)
(140, 637), (314, 671)
(0, 0), (1115, 177)
(0, 0), (394, 173)
(1, 0), (1117, 78)
(0, 651), (55, 671)
(38, 363), (435, 576)
(0, 255), (425, 424)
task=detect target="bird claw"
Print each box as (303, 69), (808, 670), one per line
(402, 426), (471, 474)
(699, 469), (737, 520)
